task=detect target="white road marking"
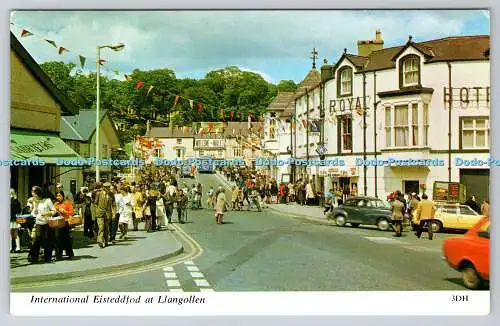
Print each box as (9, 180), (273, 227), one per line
(163, 272), (177, 279)
(199, 288), (214, 292)
(162, 267), (174, 272)
(169, 288), (184, 292)
(166, 279), (181, 287)
(363, 236), (402, 243)
(184, 261), (195, 265)
(190, 272), (204, 278)
(194, 279), (210, 287)
(186, 266), (200, 272)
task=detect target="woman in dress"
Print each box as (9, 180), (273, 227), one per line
(118, 186), (133, 239)
(10, 189), (22, 253)
(215, 188), (227, 224)
(28, 186), (57, 263)
(53, 190), (75, 260)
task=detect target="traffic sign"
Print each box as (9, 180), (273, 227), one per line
(316, 144), (327, 155)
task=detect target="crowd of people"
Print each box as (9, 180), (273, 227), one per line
(9, 166), (231, 264)
(218, 166), (331, 209)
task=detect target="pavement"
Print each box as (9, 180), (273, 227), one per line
(10, 222), (183, 284)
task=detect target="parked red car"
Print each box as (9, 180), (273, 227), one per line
(442, 217), (490, 289)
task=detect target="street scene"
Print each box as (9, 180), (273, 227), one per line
(8, 10), (490, 295)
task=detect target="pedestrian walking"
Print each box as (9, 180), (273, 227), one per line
(215, 188), (227, 224)
(481, 200), (490, 217)
(323, 189), (334, 215)
(93, 182), (114, 248)
(391, 193), (404, 237)
(175, 188), (188, 224)
(118, 185), (133, 239)
(75, 187), (93, 238)
(306, 181), (315, 206)
(28, 186), (56, 263)
(414, 194), (437, 240)
(156, 189), (167, 230)
(10, 189), (22, 253)
(53, 190), (75, 260)
(131, 185), (144, 231)
(145, 188), (159, 232)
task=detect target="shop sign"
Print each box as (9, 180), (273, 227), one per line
(11, 139), (55, 154)
(329, 96), (371, 114)
(443, 86), (490, 108)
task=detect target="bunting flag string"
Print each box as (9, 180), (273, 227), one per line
(11, 23), (265, 124)
(79, 55), (86, 69)
(20, 28), (33, 37)
(45, 39), (57, 47)
(58, 46), (68, 55)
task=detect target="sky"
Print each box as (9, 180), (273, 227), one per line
(10, 10), (490, 84)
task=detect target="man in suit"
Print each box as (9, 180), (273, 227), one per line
(414, 193), (437, 240)
(93, 182), (115, 248)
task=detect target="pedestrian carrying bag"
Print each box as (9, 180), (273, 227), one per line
(68, 215), (83, 227)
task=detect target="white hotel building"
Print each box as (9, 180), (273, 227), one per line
(264, 31), (490, 202)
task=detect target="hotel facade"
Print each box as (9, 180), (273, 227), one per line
(263, 31), (490, 202)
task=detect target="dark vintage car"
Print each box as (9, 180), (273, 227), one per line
(327, 196), (393, 231)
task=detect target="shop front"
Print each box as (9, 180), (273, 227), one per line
(10, 129), (81, 204)
(320, 166), (359, 201)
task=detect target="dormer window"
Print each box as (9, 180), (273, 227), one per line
(399, 54), (420, 88)
(337, 66), (353, 97)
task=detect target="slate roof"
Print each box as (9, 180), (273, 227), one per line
(364, 35), (489, 72)
(267, 92), (295, 111)
(10, 32), (78, 115)
(61, 109), (108, 141)
(294, 69), (321, 98)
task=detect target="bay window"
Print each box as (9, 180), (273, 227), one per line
(394, 105), (409, 147)
(411, 103), (418, 146)
(423, 103), (429, 146)
(385, 107), (392, 147)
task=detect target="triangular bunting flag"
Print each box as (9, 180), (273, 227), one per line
(189, 100), (194, 109)
(220, 108), (225, 121)
(173, 95), (180, 107)
(197, 102), (203, 113)
(147, 85), (154, 96)
(136, 80), (144, 90)
(58, 47), (68, 55)
(79, 55), (86, 69)
(198, 127), (204, 134)
(230, 111), (235, 120)
(98, 59), (106, 65)
(20, 29), (33, 38)
(45, 39), (57, 47)
(124, 74), (133, 81)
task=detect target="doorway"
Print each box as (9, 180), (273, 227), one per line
(404, 180), (420, 195)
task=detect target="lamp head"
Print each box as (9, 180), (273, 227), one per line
(109, 43), (125, 51)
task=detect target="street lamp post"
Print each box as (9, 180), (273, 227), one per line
(95, 43), (125, 182)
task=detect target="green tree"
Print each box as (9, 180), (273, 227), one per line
(276, 80), (298, 92)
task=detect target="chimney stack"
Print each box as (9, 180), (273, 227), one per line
(357, 30), (384, 57)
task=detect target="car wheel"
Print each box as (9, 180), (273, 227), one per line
(430, 220), (442, 233)
(462, 265), (482, 290)
(350, 223), (360, 228)
(335, 215), (346, 227)
(377, 218), (390, 231)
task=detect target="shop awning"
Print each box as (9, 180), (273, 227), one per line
(10, 129), (81, 164)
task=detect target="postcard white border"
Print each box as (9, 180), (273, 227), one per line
(1, 0), (498, 325)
